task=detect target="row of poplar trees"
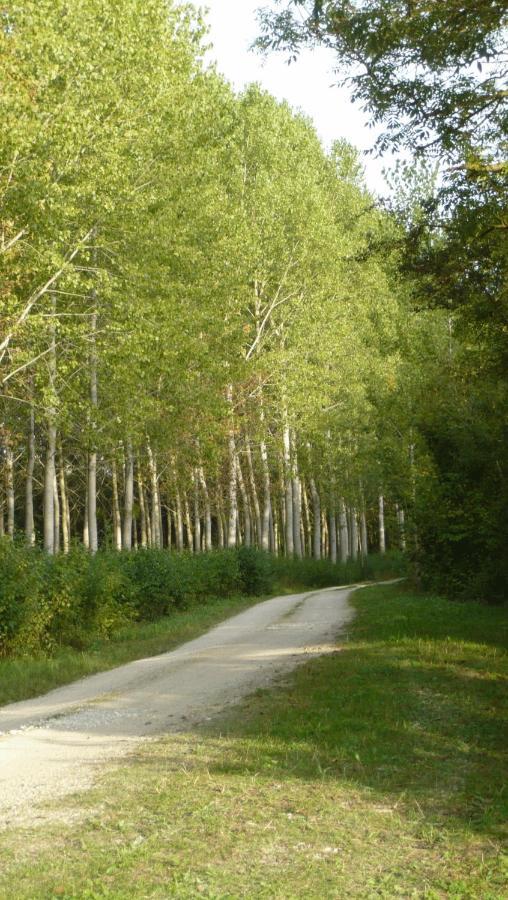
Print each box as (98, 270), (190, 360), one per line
(1, 0), (442, 560)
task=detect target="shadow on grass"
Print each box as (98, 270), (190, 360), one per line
(199, 585), (508, 841)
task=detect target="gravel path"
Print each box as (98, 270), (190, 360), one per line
(0, 585), (357, 827)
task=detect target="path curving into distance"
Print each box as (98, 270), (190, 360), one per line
(0, 585), (360, 827)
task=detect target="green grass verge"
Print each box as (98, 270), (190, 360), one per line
(1, 583), (507, 899)
(0, 592), (279, 707)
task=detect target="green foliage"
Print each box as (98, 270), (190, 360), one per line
(0, 543), (404, 658)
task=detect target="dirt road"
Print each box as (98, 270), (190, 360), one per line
(0, 585), (357, 827)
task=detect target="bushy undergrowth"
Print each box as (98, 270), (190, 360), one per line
(0, 540), (406, 658)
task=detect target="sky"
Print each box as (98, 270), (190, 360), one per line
(202, 0), (390, 194)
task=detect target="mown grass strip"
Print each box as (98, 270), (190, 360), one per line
(1, 583), (506, 898)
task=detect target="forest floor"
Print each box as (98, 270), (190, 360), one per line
(0, 583), (507, 898)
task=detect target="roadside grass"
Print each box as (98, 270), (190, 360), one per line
(1, 583), (507, 899)
(0, 592), (282, 707)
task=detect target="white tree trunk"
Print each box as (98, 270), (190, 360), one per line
(260, 438), (271, 551)
(245, 440), (261, 546)
(379, 494), (386, 554)
(25, 408), (35, 545)
(236, 454), (252, 547)
(309, 477), (321, 560)
(360, 507), (368, 559)
(147, 444), (161, 549)
(5, 445), (15, 539)
(350, 508), (358, 561)
(122, 444), (134, 550)
(339, 499), (349, 562)
(283, 425), (294, 556)
(112, 459), (123, 550)
(193, 469), (201, 553)
(53, 471), (60, 553)
(198, 467), (213, 551)
(329, 509), (337, 563)
(396, 503), (407, 551)
(87, 310), (98, 554)
(226, 386), (238, 549)
(59, 447), (70, 553)
(184, 491), (194, 552)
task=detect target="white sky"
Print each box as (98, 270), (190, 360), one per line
(202, 0), (391, 194)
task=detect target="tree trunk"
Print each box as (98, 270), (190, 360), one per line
(25, 407), (35, 545)
(236, 454), (252, 547)
(111, 459), (123, 550)
(43, 298), (58, 552)
(360, 507), (368, 559)
(379, 494), (386, 554)
(59, 446), (70, 553)
(339, 499), (349, 562)
(292, 475), (302, 559)
(183, 490), (194, 552)
(193, 469), (201, 553)
(282, 425), (294, 556)
(198, 467), (213, 551)
(122, 444), (134, 550)
(53, 471), (60, 553)
(83, 476), (89, 549)
(87, 310), (98, 554)
(147, 444), (161, 549)
(396, 503), (407, 551)
(4, 444), (15, 540)
(329, 508), (337, 563)
(175, 484), (184, 551)
(245, 440), (261, 546)
(226, 387), (238, 549)
(260, 438), (271, 551)
(309, 477), (321, 560)
(350, 507), (358, 561)
(302, 482), (311, 557)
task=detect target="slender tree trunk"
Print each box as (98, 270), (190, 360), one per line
(260, 438), (271, 551)
(309, 477), (321, 560)
(198, 467), (213, 551)
(350, 508), (358, 561)
(292, 474), (303, 559)
(44, 301), (57, 553)
(226, 386), (238, 549)
(25, 407), (35, 545)
(329, 508), (337, 563)
(183, 490), (194, 552)
(245, 440), (261, 546)
(53, 471), (60, 553)
(59, 446), (70, 553)
(302, 481), (311, 556)
(87, 310), (98, 554)
(216, 494), (225, 548)
(3, 443), (15, 540)
(138, 467), (149, 548)
(396, 503), (407, 551)
(83, 476), (89, 549)
(147, 444), (161, 549)
(175, 485), (184, 551)
(236, 454), (251, 547)
(193, 469), (201, 553)
(379, 494), (386, 554)
(111, 459), (123, 550)
(122, 444), (134, 550)
(339, 499), (349, 562)
(282, 424), (294, 556)
(360, 507), (368, 559)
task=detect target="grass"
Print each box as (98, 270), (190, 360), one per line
(0, 592), (279, 707)
(1, 583), (507, 898)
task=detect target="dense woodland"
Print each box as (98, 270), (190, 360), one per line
(1, 1), (506, 605)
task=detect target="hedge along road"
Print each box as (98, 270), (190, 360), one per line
(0, 584), (365, 828)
